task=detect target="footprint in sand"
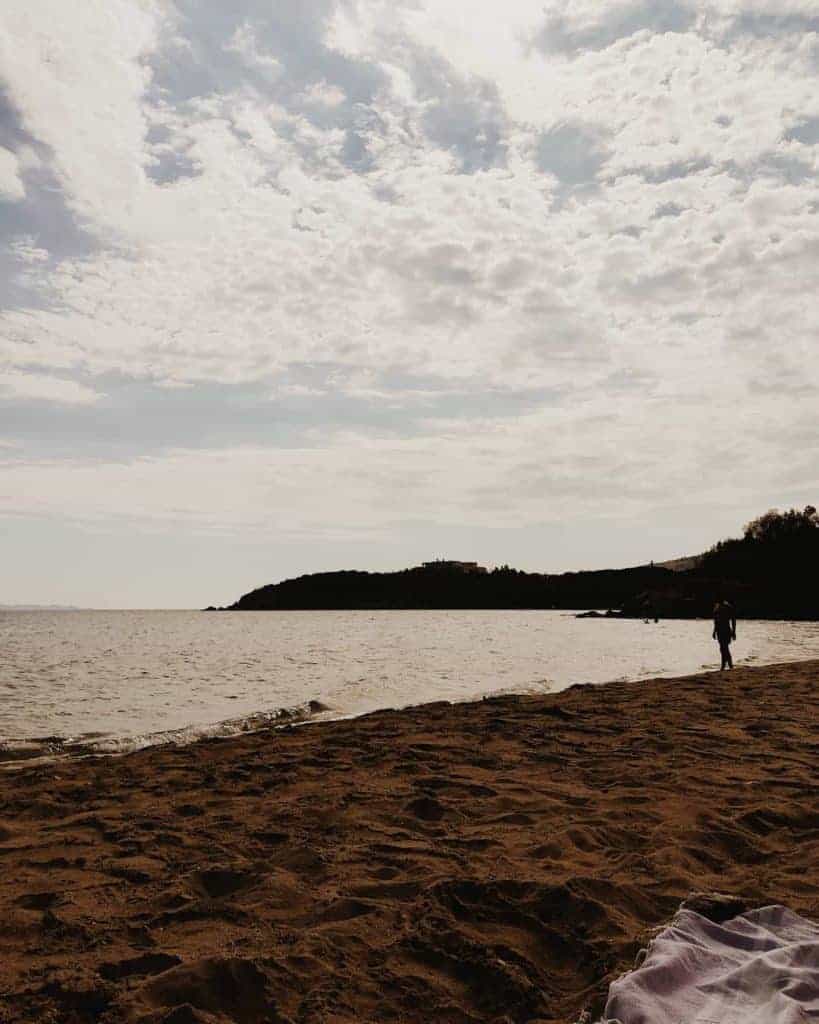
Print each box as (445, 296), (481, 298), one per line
(130, 956), (277, 1023)
(186, 866), (259, 900)
(405, 795), (447, 822)
(16, 891), (59, 910)
(98, 952), (181, 981)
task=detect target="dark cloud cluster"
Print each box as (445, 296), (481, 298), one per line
(535, 121), (609, 187)
(532, 0), (696, 56)
(147, 0), (388, 177)
(0, 89), (96, 310)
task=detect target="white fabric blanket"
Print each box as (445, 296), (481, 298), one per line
(601, 905), (819, 1024)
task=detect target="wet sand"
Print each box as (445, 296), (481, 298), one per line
(1, 660), (817, 1024)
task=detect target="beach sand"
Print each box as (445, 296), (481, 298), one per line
(1, 660), (817, 1024)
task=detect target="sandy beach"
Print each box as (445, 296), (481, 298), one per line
(1, 659), (817, 1024)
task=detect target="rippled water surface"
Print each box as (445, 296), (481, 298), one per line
(2, 610), (818, 759)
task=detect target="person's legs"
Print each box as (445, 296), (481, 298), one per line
(719, 639), (730, 670)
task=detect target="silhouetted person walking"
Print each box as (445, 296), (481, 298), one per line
(713, 599), (737, 670)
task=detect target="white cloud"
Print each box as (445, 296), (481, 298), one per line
(2, 376), (815, 541)
(299, 81), (347, 107)
(0, 145), (24, 200)
(224, 22), (284, 82)
(0, 0), (161, 235)
(0, 372), (102, 405)
(7, 237), (49, 263)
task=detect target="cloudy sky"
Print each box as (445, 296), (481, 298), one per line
(1, 0), (817, 608)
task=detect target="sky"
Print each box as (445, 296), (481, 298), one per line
(1, 0), (817, 608)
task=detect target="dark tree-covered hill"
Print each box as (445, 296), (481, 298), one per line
(215, 506), (819, 619)
(692, 506), (819, 618)
(225, 562), (678, 612)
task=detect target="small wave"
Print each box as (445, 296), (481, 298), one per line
(0, 699), (333, 768)
(480, 680), (554, 700)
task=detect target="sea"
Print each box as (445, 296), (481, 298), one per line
(2, 609), (819, 763)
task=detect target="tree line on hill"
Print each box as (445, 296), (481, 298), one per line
(692, 505), (818, 618)
(214, 506), (819, 619)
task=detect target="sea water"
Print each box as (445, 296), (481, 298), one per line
(2, 609), (818, 761)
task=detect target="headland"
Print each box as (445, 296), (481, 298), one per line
(214, 506), (819, 618)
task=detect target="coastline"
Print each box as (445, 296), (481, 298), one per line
(5, 610), (819, 767)
(2, 659), (817, 1023)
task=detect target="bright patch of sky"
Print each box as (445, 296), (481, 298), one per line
(1, 0), (817, 606)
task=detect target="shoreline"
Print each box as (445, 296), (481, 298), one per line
(5, 632), (819, 767)
(0, 699), (335, 769)
(2, 659), (818, 1023)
